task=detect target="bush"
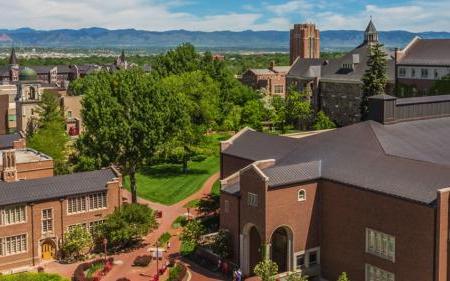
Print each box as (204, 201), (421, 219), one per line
(97, 203), (158, 250)
(0, 273), (68, 281)
(254, 259), (278, 281)
(212, 229), (232, 259)
(180, 219), (205, 244)
(62, 225), (93, 261)
(167, 263), (187, 281)
(133, 255), (152, 267)
(313, 111), (336, 130)
(158, 232), (171, 247)
(172, 216), (188, 229)
(180, 240), (196, 256)
(337, 272), (350, 281)
(286, 272), (308, 281)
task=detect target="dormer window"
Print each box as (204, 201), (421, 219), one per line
(298, 190), (306, 201)
(342, 63), (353, 70)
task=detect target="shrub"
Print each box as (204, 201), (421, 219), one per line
(180, 240), (196, 256)
(167, 263), (187, 281)
(286, 272), (308, 281)
(212, 229), (232, 259)
(337, 272), (350, 281)
(97, 203), (158, 249)
(172, 216), (188, 229)
(180, 219), (205, 244)
(133, 255), (152, 267)
(313, 111), (336, 130)
(254, 259), (278, 281)
(157, 232), (171, 247)
(0, 273), (68, 281)
(62, 225), (93, 261)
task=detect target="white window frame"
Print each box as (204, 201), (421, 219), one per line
(294, 251), (306, 271)
(41, 208), (54, 234)
(398, 68), (406, 77)
(365, 228), (395, 262)
(247, 192), (258, 207)
(67, 196), (87, 215)
(0, 205), (27, 226)
(365, 263), (395, 281)
(0, 233), (27, 256)
(305, 247), (320, 268)
(421, 68), (429, 78)
(88, 192), (107, 211)
(298, 189), (306, 201)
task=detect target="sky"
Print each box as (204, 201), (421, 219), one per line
(0, 0), (448, 32)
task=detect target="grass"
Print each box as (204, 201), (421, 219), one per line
(183, 199), (200, 209)
(211, 180), (220, 196)
(85, 262), (104, 279)
(158, 232), (172, 246)
(172, 215), (188, 229)
(0, 273), (68, 281)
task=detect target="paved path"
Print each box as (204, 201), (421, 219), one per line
(44, 172), (224, 281)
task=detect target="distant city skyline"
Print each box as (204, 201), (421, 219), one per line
(0, 0), (448, 32)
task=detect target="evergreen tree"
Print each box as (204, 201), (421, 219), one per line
(361, 43), (388, 120)
(27, 92), (69, 175)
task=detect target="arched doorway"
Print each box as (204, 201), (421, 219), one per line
(270, 226), (293, 273)
(249, 226), (262, 275)
(242, 224), (263, 276)
(41, 240), (56, 260)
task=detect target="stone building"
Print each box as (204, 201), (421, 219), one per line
(240, 62), (290, 97)
(395, 37), (450, 95)
(219, 95), (450, 281)
(290, 23), (320, 64)
(60, 95), (83, 136)
(287, 20), (395, 126)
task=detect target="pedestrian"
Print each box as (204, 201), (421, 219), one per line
(236, 268), (242, 281)
(218, 258), (222, 272)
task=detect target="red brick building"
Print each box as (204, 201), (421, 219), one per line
(290, 23), (320, 64)
(0, 168), (122, 273)
(240, 62), (290, 97)
(219, 95), (450, 281)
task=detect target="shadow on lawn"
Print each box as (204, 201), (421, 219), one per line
(139, 164), (209, 178)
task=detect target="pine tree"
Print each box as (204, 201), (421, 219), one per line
(361, 43), (388, 120)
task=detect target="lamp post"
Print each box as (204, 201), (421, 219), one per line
(155, 241), (159, 278)
(103, 238), (108, 263)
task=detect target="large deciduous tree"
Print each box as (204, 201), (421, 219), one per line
(286, 88), (312, 130)
(77, 69), (183, 203)
(361, 43), (388, 120)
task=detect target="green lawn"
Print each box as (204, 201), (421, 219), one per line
(125, 155), (220, 205)
(0, 273), (68, 281)
(211, 180), (220, 196)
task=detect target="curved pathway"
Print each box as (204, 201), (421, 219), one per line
(45, 172), (223, 281)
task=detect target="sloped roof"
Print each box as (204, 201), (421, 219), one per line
(9, 48), (17, 65)
(223, 118), (450, 205)
(0, 168), (117, 206)
(365, 20), (377, 33)
(248, 69), (275, 75)
(0, 133), (22, 149)
(398, 39), (450, 66)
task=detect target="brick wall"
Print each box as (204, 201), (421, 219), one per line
(220, 192), (240, 263)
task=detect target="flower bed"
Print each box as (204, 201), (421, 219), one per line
(73, 257), (114, 281)
(166, 263), (187, 281)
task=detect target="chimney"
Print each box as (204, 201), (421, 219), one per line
(2, 150), (17, 182)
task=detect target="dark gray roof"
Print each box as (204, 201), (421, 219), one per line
(365, 20), (377, 33)
(9, 48), (17, 65)
(222, 130), (298, 161)
(396, 94), (450, 105)
(0, 168), (117, 206)
(224, 118), (450, 204)
(399, 39), (450, 66)
(288, 43), (395, 82)
(0, 133), (22, 149)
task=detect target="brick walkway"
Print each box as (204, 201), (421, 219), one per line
(44, 172), (225, 281)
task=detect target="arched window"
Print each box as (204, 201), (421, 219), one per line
(298, 189), (306, 201)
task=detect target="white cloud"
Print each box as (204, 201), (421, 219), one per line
(0, 0), (448, 32)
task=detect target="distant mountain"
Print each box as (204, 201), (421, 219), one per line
(0, 28), (449, 51)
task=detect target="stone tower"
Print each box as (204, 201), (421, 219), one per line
(364, 19), (379, 45)
(290, 23), (320, 64)
(2, 150), (17, 182)
(9, 48), (19, 82)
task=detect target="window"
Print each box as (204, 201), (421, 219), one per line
(342, 63), (353, 70)
(88, 220), (105, 234)
(1, 205), (26, 225)
(366, 228), (395, 262)
(68, 223), (87, 232)
(434, 69), (439, 79)
(298, 190), (306, 201)
(42, 209), (53, 233)
(421, 68), (428, 78)
(295, 253), (305, 270)
(89, 192), (107, 210)
(67, 111), (72, 118)
(247, 193), (258, 207)
(398, 68), (406, 77)
(0, 234), (27, 256)
(224, 200), (230, 213)
(411, 68), (416, 77)
(274, 85), (284, 94)
(365, 264), (394, 281)
(8, 114), (16, 122)
(68, 196), (86, 214)
(308, 251), (318, 266)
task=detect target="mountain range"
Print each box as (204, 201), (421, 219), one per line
(0, 28), (449, 51)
